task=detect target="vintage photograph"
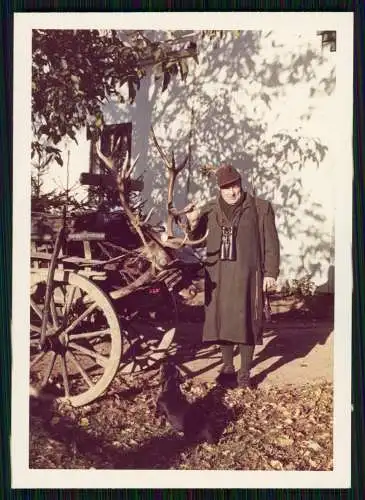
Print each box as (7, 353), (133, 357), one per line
(12, 12), (353, 489)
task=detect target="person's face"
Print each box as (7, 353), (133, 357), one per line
(220, 180), (242, 205)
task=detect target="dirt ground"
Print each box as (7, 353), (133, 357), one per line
(29, 293), (334, 471)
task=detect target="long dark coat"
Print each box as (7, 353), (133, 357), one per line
(190, 193), (280, 346)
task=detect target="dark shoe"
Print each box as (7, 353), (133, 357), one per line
(216, 371), (237, 388)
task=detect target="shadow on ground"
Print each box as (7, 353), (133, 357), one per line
(165, 293), (334, 386)
(249, 321), (333, 387)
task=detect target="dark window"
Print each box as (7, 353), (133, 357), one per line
(317, 31), (336, 52)
(86, 122), (132, 206)
(89, 122), (132, 175)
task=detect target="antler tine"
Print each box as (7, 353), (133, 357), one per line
(141, 206), (154, 226)
(95, 136), (125, 173)
(95, 136), (161, 270)
(95, 138), (114, 171)
(150, 126), (173, 170)
(162, 228), (209, 249)
(150, 125), (209, 250)
(171, 150), (189, 173)
(163, 233), (188, 249)
(126, 153), (140, 178)
(120, 150), (130, 179)
(111, 136), (122, 159)
(166, 169), (178, 235)
(171, 149), (176, 170)
(169, 201), (194, 218)
(164, 200), (209, 249)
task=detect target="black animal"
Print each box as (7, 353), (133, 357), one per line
(155, 360), (216, 444)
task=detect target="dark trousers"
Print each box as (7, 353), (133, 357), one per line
(220, 343), (254, 382)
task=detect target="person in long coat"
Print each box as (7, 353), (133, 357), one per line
(186, 164), (280, 388)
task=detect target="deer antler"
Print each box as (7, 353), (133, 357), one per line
(95, 138), (159, 267)
(141, 206), (155, 225)
(150, 126), (208, 249)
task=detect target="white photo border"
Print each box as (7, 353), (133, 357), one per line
(12, 11), (353, 489)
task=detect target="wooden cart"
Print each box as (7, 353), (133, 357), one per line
(30, 208), (203, 407)
(30, 129), (207, 407)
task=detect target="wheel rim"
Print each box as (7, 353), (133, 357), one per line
(118, 283), (177, 374)
(30, 270), (122, 407)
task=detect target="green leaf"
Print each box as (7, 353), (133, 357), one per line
(178, 60), (189, 82)
(32, 30), (200, 153)
(38, 125), (49, 135)
(162, 71), (171, 92)
(43, 156), (53, 168)
(67, 129), (77, 142)
(45, 146), (61, 154)
(55, 155), (63, 166)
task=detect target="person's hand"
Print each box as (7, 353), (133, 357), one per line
(263, 276), (276, 292)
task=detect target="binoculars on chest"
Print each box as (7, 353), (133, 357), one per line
(220, 226), (237, 261)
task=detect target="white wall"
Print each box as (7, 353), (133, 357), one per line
(38, 30), (336, 291)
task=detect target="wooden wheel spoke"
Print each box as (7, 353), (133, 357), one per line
(68, 341), (108, 368)
(121, 360), (136, 373)
(67, 350), (94, 388)
(30, 325), (42, 334)
(50, 296), (59, 328)
(97, 242), (112, 259)
(63, 285), (76, 316)
(68, 329), (110, 341)
(61, 354), (70, 398)
(30, 299), (53, 330)
(30, 271), (122, 406)
(30, 350), (47, 369)
(30, 299), (43, 320)
(41, 351), (57, 387)
(30, 326), (55, 339)
(62, 302), (98, 336)
(119, 286), (177, 376)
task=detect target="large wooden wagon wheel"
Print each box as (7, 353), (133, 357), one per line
(118, 283), (178, 374)
(30, 269), (122, 407)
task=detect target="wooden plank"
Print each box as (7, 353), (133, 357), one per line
(67, 232), (106, 242)
(30, 252), (106, 266)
